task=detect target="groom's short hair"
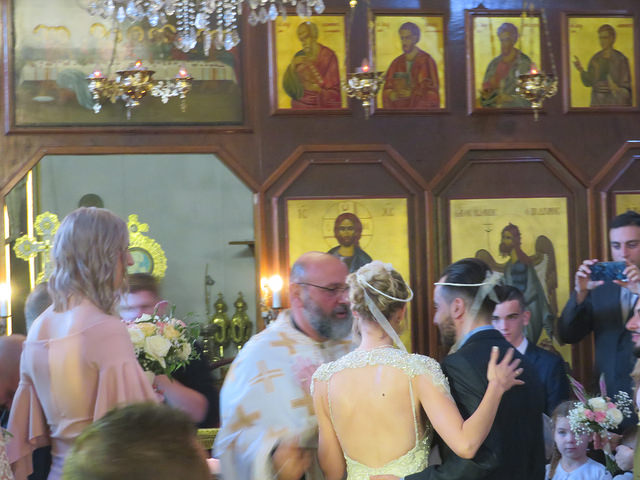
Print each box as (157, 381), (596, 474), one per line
(439, 258), (497, 320)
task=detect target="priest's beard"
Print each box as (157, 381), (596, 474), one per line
(303, 298), (352, 340)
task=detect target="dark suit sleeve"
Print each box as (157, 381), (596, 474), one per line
(172, 345), (219, 428)
(558, 291), (594, 344)
(544, 354), (571, 415)
(404, 355), (499, 480)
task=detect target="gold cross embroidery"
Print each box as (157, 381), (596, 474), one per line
(267, 426), (289, 439)
(291, 393), (314, 416)
(270, 332), (299, 355)
(228, 406), (261, 434)
(249, 360), (285, 393)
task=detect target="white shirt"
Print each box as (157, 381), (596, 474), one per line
(515, 337), (529, 355)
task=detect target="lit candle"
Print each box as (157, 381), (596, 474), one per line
(90, 70), (102, 78)
(268, 275), (283, 309)
(177, 67), (189, 78)
(356, 58), (370, 74)
(530, 63), (538, 75)
(0, 283), (11, 317)
(134, 60), (143, 69)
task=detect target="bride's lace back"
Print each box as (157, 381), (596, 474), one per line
(312, 348), (450, 480)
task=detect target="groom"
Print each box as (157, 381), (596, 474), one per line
(373, 258), (545, 480)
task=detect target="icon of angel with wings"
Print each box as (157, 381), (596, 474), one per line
(475, 222), (557, 344)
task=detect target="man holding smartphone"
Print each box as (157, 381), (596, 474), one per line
(558, 210), (640, 429)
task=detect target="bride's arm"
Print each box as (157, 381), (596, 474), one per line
(417, 347), (522, 459)
(312, 379), (346, 480)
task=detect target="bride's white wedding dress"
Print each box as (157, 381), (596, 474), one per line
(0, 431), (13, 480)
(312, 347), (450, 479)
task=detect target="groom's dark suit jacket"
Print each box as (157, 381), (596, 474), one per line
(406, 329), (545, 480)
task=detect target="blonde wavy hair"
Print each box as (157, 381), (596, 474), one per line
(48, 207), (129, 315)
(347, 261), (411, 337)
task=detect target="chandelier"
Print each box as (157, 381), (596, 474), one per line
(514, 3), (558, 120)
(87, 60), (193, 118)
(86, 0), (327, 53)
(342, 60), (384, 119)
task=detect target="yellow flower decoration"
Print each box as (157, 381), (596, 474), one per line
(34, 212), (60, 240)
(13, 211), (60, 284)
(14, 236), (38, 261)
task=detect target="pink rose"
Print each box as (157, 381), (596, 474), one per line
(594, 411), (607, 423)
(584, 410), (595, 421)
(607, 402), (616, 409)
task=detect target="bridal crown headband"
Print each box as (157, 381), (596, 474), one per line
(434, 270), (502, 325)
(356, 261), (413, 352)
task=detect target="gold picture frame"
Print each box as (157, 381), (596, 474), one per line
(269, 13), (348, 113)
(286, 197), (411, 349)
(466, 10), (542, 113)
(373, 13), (447, 112)
(449, 197), (571, 364)
(564, 13), (637, 111)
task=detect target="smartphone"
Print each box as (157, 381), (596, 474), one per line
(589, 261), (627, 282)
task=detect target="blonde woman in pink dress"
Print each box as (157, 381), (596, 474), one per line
(6, 208), (158, 480)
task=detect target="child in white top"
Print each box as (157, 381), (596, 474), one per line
(546, 401), (612, 480)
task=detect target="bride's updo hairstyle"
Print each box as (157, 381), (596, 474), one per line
(48, 207), (129, 315)
(347, 261), (411, 328)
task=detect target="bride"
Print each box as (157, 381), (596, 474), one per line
(311, 261), (522, 480)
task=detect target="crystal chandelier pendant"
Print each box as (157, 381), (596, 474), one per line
(87, 0), (328, 52)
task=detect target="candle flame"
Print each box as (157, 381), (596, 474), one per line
(135, 60), (142, 68)
(92, 70), (102, 78)
(178, 68), (188, 77)
(361, 59), (370, 72)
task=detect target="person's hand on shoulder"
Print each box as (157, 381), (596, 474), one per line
(486, 347), (524, 393)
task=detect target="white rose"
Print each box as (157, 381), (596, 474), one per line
(588, 397), (607, 412)
(145, 335), (172, 368)
(177, 342), (192, 361)
(128, 327), (145, 348)
(607, 408), (624, 425)
(135, 313), (153, 323)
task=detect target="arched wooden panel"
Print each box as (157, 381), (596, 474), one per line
(260, 144), (431, 353)
(429, 143), (590, 378)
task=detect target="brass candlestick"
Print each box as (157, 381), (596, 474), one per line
(209, 293), (230, 361)
(229, 292), (252, 350)
(515, 72), (558, 121)
(342, 69), (385, 119)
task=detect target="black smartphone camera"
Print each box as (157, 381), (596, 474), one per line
(589, 261), (627, 282)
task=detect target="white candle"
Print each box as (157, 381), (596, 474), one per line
(0, 283), (11, 317)
(268, 275), (283, 309)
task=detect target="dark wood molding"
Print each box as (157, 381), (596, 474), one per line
(0, 144), (261, 198)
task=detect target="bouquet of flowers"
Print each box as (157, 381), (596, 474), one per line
(126, 308), (200, 377)
(567, 374), (634, 473)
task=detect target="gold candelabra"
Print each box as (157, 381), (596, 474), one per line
(229, 292), (252, 351)
(514, 4), (558, 121)
(341, 61), (384, 119)
(87, 60), (193, 119)
(260, 275), (283, 327)
(515, 69), (558, 121)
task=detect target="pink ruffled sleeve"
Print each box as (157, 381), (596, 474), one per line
(89, 320), (159, 419)
(5, 379), (50, 480)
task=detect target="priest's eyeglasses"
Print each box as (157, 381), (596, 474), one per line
(295, 282), (349, 295)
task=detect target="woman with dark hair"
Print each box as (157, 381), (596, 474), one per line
(6, 208), (158, 480)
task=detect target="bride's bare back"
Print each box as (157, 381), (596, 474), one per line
(312, 347), (449, 479)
